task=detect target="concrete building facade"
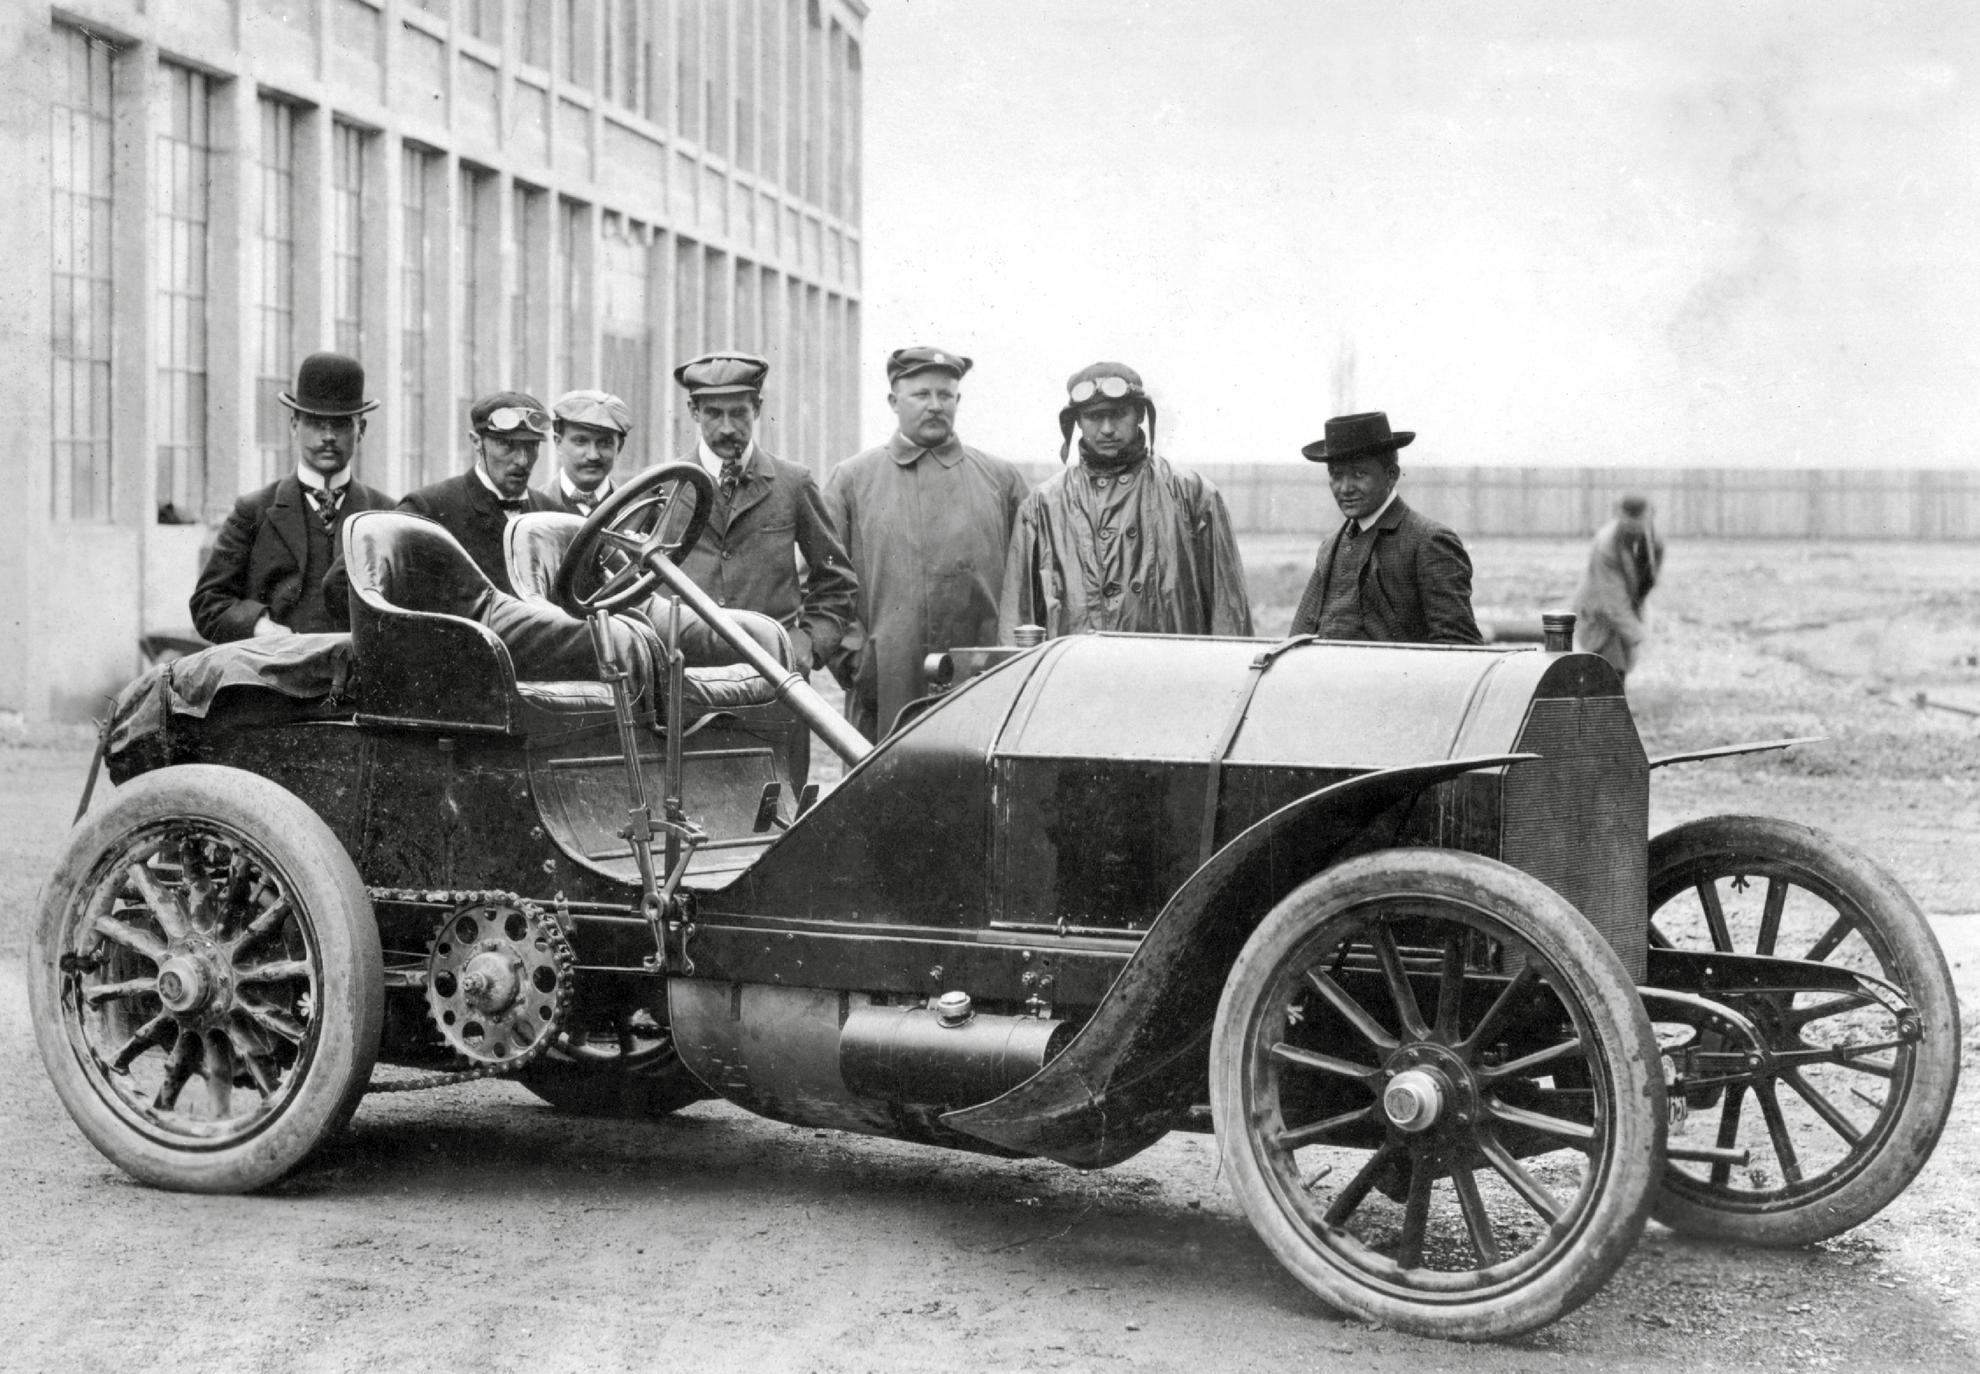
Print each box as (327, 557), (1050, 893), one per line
(2, 0), (865, 719)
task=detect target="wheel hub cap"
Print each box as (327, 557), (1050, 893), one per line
(155, 954), (213, 1015)
(1384, 1068), (1446, 1133)
(459, 947), (524, 1016)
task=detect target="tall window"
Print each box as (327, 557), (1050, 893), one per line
(604, 0), (639, 110)
(331, 123), (368, 357)
(458, 166), (492, 428)
(784, 1), (802, 197)
(706, 0), (729, 159)
(826, 22), (844, 218)
(804, 1), (823, 205)
(255, 98), (299, 484)
(599, 219), (650, 468)
(759, 0), (781, 183)
(677, 0), (702, 143)
(464, 0), (499, 43)
(156, 64), (213, 523)
(50, 25), (116, 522)
(402, 146), (435, 484)
(511, 182), (545, 396)
(736, 0), (756, 173)
(561, 0), (590, 88)
(556, 198), (583, 393)
(844, 38), (862, 222)
(521, 3), (552, 69)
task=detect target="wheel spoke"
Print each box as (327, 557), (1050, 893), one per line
(1647, 923), (1676, 950)
(1397, 1155), (1437, 1269)
(1476, 1133), (1564, 1226)
(237, 959), (312, 986)
(1476, 1035), (1584, 1086)
(1457, 965), (1540, 1056)
(83, 976), (158, 1007)
(1302, 968), (1399, 1056)
(1433, 932), (1466, 1041)
(1274, 1104), (1376, 1150)
(1324, 1140), (1402, 1227)
(1369, 924), (1429, 1039)
(224, 1021), (281, 1096)
(1697, 879), (1733, 952)
(601, 528), (646, 554)
(109, 1013), (173, 1071)
(1754, 1081), (1804, 1185)
(1780, 1068), (1867, 1146)
(1450, 1160), (1502, 1266)
(1783, 994), (1868, 1031)
(237, 897), (293, 948)
(91, 913), (168, 965)
(1488, 1100), (1597, 1146)
(126, 863), (193, 942)
(1709, 1083), (1748, 1186)
(154, 1034), (198, 1111)
(203, 1032), (235, 1118)
(1269, 1041), (1383, 1086)
(1755, 878), (1788, 955)
(237, 998), (307, 1045)
(1801, 912), (1853, 964)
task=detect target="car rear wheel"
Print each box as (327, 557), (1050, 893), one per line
(1210, 848), (1664, 1341)
(29, 765), (383, 1193)
(1647, 815), (1960, 1245)
(517, 996), (709, 1118)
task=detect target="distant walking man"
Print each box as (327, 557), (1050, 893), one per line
(1573, 493), (1664, 684)
(1290, 411), (1482, 644)
(674, 351), (857, 676)
(825, 346), (1031, 739)
(543, 389), (632, 516)
(190, 351), (391, 641)
(1000, 362), (1251, 640)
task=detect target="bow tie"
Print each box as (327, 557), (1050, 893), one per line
(498, 496), (531, 513)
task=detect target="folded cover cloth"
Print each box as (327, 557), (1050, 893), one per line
(107, 633), (356, 756)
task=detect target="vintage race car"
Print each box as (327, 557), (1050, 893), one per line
(30, 465), (1961, 1341)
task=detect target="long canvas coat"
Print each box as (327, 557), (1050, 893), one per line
(999, 454), (1253, 641)
(1572, 511), (1664, 673)
(823, 433), (1031, 738)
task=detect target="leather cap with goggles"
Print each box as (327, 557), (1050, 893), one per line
(1058, 361), (1156, 462)
(1068, 374), (1143, 406)
(470, 390), (552, 439)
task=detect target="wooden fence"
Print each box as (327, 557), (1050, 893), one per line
(1016, 464), (1980, 539)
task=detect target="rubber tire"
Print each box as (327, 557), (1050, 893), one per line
(30, 765), (383, 1193)
(1647, 815), (1961, 1245)
(1211, 848), (1666, 1342)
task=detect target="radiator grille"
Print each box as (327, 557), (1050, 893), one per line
(1502, 697), (1648, 980)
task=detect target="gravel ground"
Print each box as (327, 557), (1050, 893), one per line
(0, 537), (1974, 1372)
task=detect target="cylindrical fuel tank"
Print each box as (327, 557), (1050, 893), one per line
(840, 1001), (1071, 1106)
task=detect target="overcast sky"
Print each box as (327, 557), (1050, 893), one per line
(856, 0), (1980, 469)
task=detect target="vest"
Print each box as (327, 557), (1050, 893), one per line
(1314, 523), (1378, 640)
(288, 508), (340, 635)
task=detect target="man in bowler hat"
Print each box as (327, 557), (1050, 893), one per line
(824, 346), (1031, 739)
(1001, 362), (1251, 640)
(672, 351), (856, 676)
(190, 351), (392, 641)
(395, 391), (561, 596)
(542, 389), (633, 515)
(1290, 412), (1482, 644)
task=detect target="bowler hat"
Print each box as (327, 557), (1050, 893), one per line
(278, 352), (378, 417)
(553, 389), (634, 435)
(887, 346), (972, 384)
(1301, 411), (1414, 463)
(674, 351), (769, 398)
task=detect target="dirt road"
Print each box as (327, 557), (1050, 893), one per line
(3, 536), (1977, 1372)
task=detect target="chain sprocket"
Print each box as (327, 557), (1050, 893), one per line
(365, 888), (575, 1093)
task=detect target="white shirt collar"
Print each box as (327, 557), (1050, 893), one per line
(697, 439), (754, 481)
(560, 471), (611, 502)
(1355, 488), (1400, 534)
(294, 464), (352, 493)
(470, 464), (527, 512)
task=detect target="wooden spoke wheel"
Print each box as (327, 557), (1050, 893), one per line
(30, 766), (382, 1193)
(1647, 815), (1960, 1244)
(1211, 849), (1664, 1341)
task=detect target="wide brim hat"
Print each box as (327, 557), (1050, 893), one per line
(674, 351), (770, 398)
(1301, 411), (1414, 463)
(1057, 361), (1157, 462)
(278, 351), (378, 417)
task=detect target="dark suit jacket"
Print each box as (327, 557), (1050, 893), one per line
(1290, 496), (1483, 644)
(399, 471), (560, 596)
(538, 475), (614, 516)
(190, 473), (391, 642)
(677, 446), (857, 670)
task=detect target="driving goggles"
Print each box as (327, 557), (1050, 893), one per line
(1068, 376), (1142, 405)
(481, 406), (552, 437)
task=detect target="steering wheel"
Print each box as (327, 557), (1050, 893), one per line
(553, 462), (716, 617)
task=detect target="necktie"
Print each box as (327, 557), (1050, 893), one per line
(719, 457), (742, 505)
(309, 487), (343, 531)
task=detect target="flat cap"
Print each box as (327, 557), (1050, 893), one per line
(469, 390), (551, 439)
(886, 346), (972, 384)
(673, 351), (769, 398)
(553, 388), (634, 435)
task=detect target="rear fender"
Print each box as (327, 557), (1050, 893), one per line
(942, 752), (1536, 1166)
